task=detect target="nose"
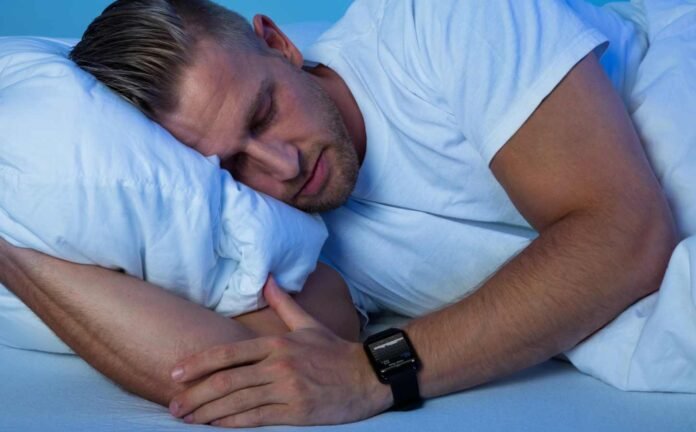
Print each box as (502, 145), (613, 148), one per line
(246, 139), (300, 181)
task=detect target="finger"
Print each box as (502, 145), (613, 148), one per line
(264, 275), (321, 331)
(211, 404), (292, 428)
(172, 339), (270, 383)
(184, 384), (278, 425)
(170, 364), (271, 419)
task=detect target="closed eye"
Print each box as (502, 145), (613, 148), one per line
(250, 86), (277, 136)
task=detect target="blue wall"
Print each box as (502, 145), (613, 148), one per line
(0, 0), (353, 38)
(1, 0), (619, 38)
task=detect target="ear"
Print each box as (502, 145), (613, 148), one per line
(252, 14), (304, 68)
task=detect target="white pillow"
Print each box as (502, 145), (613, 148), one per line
(0, 35), (327, 352)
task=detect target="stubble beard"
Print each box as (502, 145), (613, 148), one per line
(291, 74), (359, 214)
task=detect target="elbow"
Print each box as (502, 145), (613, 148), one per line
(620, 194), (678, 299)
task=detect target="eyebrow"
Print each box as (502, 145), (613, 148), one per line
(245, 77), (273, 129)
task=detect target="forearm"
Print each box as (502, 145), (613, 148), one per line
(0, 241), (359, 405)
(0, 243), (257, 405)
(405, 207), (676, 398)
(398, 54), (681, 402)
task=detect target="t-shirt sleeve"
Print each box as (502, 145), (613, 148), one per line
(409, 0), (608, 164)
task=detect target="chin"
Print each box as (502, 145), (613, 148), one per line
(294, 140), (359, 213)
(295, 196), (346, 214)
(295, 180), (354, 213)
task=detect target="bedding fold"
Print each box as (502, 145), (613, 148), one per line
(0, 36), (327, 353)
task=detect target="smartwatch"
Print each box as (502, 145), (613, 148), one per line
(363, 328), (423, 410)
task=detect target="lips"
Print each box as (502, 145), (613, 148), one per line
(298, 151), (327, 197)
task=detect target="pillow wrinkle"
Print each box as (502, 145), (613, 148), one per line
(0, 37), (327, 355)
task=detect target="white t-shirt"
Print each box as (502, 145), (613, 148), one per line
(305, 0), (647, 319)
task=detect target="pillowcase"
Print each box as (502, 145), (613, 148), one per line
(0, 31), (327, 352)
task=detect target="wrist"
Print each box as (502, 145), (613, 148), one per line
(351, 342), (394, 413)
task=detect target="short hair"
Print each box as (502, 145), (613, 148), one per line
(70, 0), (263, 119)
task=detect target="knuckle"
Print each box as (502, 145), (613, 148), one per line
(215, 417), (235, 428)
(295, 397), (314, 420)
(211, 372), (233, 393)
(181, 356), (199, 373)
(228, 390), (248, 408)
(194, 404), (217, 424)
(273, 357), (295, 374)
(221, 345), (236, 361)
(247, 407), (265, 427)
(212, 344), (235, 362)
(268, 336), (289, 350)
(287, 376), (306, 394)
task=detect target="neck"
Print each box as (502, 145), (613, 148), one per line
(307, 64), (367, 164)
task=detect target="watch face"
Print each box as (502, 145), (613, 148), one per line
(367, 332), (416, 378)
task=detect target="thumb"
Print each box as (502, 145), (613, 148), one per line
(264, 275), (321, 331)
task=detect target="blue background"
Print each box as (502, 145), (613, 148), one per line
(1, 0), (618, 38)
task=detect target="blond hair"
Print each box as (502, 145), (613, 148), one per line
(70, 0), (262, 118)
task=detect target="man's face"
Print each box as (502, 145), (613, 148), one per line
(161, 39), (359, 213)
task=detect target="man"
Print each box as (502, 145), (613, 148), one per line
(0, 0), (680, 428)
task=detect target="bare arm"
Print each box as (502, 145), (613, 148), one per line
(160, 53), (678, 428)
(0, 238), (359, 406)
(400, 53), (677, 398)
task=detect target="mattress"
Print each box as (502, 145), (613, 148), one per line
(1, 339), (695, 432)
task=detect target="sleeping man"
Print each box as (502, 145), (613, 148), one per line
(2, 0), (695, 427)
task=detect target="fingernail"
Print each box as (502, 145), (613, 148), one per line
(171, 367), (184, 381)
(169, 401), (180, 416)
(184, 414), (194, 424)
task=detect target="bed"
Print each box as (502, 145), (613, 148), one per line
(3, 1), (696, 431)
(2, 317), (695, 432)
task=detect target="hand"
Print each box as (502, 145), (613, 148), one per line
(168, 276), (393, 427)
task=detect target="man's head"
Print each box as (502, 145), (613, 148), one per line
(71, 0), (359, 212)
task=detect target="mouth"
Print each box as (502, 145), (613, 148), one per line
(297, 151), (327, 198)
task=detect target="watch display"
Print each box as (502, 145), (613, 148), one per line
(363, 328), (422, 409)
(366, 331), (417, 381)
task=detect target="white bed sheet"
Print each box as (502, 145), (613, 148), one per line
(1, 339), (694, 432)
(565, 0), (696, 392)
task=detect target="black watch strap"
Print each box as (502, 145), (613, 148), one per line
(390, 366), (423, 411)
(363, 328), (423, 411)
